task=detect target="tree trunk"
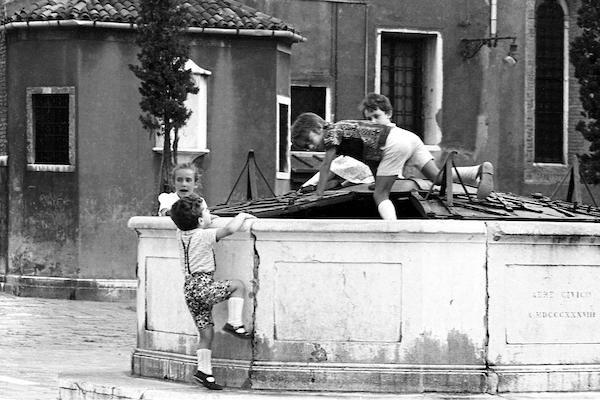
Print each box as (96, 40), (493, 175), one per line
(162, 121), (173, 193)
(172, 127), (179, 167)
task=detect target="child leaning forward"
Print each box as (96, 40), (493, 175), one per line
(170, 194), (256, 390)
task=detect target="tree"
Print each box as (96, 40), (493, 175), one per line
(130, 0), (198, 193)
(571, 0), (600, 183)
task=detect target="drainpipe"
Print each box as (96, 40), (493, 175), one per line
(363, 3), (369, 94)
(490, 0), (497, 37)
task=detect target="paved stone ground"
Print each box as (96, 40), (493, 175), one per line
(0, 292), (136, 400)
(5, 292), (600, 400)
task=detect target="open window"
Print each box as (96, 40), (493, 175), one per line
(276, 95), (291, 180)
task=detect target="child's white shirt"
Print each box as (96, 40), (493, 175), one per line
(158, 192), (180, 215)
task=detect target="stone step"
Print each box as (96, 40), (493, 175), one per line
(58, 372), (600, 400)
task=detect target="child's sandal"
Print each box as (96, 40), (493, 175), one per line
(193, 370), (223, 390)
(223, 323), (252, 339)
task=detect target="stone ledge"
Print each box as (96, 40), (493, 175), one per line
(57, 371), (600, 400)
(1, 274), (136, 302)
(58, 371), (495, 400)
(132, 348), (489, 393)
(489, 365), (600, 393)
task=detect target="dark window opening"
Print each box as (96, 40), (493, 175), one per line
(535, 0), (564, 163)
(380, 35), (424, 138)
(279, 102), (290, 173)
(32, 93), (70, 165)
(291, 85), (326, 127)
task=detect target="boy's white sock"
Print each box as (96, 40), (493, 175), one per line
(227, 297), (244, 327)
(377, 199), (397, 220)
(453, 163), (494, 199)
(452, 166), (480, 185)
(197, 349), (212, 375)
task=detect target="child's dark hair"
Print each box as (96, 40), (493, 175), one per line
(171, 163), (201, 183)
(291, 112), (325, 148)
(358, 93), (393, 114)
(170, 194), (206, 231)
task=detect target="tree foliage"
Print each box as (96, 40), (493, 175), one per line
(130, 0), (198, 192)
(571, 0), (600, 183)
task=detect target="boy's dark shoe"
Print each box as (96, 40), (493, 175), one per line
(223, 323), (253, 339)
(193, 371), (223, 390)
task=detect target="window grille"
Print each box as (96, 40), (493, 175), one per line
(32, 93), (70, 165)
(380, 36), (424, 138)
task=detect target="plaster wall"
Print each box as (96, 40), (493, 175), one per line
(4, 27), (291, 281)
(75, 29), (153, 279)
(190, 37), (286, 205)
(6, 29), (79, 277)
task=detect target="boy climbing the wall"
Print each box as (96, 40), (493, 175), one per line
(170, 194), (256, 390)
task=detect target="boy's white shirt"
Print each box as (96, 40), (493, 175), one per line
(177, 228), (218, 274)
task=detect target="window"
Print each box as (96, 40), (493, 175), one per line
(154, 60), (211, 163)
(276, 95), (291, 179)
(26, 87), (76, 172)
(381, 36), (424, 137)
(291, 85), (330, 124)
(534, 0), (566, 164)
(376, 30), (443, 147)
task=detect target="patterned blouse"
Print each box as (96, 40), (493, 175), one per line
(322, 120), (391, 163)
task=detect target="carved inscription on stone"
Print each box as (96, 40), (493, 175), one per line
(505, 265), (600, 344)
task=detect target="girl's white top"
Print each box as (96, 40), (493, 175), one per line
(158, 192), (180, 214)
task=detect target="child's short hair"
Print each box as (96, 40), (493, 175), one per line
(291, 112), (325, 148)
(171, 162), (201, 183)
(170, 194), (206, 231)
(358, 93), (393, 115)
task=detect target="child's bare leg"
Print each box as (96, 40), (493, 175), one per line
(421, 160), (440, 182)
(373, 176), (397, 220)
(198, 325), (214, 350)
(197, 326), (214, 375)
(228, 279), (245, 298)
(421, 159), (494, 200)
